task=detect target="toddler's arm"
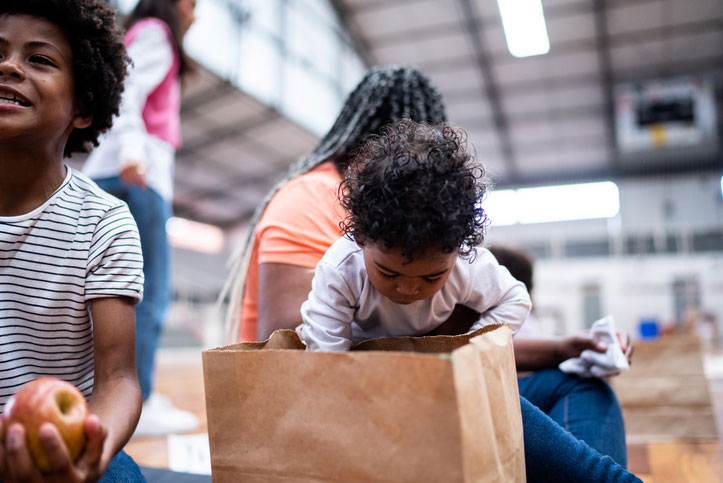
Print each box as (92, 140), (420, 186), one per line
(470, 281), (531, 334)
(466, 251), (532, 334)
(300, 262), (357, 352)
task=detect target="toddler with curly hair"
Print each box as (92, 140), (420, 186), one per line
(299, 119), (531, 352)
(297, 120), (643, 483)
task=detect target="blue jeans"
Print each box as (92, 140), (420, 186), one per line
(94, 177), (171, 401)
(0, 451), (144, 482)
(520, 396), (640, 483)
(99, 450), (146, 482)
(519, 369), (627, 468)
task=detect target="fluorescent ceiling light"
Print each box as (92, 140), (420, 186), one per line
(485, 181), (620, 226)
(497, 0), (550, 57)
(482, 189), (519, 226)
(167, 217), (225, 254)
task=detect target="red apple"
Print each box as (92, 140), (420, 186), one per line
(3, 377), (88, 473)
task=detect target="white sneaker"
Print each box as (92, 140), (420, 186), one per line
(133, 393), (199, 438)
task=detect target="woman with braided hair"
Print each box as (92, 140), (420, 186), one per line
(225, 65), (446, 343)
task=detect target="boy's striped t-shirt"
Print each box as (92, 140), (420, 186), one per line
(0, 168), (144, 409)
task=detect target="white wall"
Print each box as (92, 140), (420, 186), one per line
(618, 173), (723, 233)
(531, 254), (723, 339)
(487, 171), (723, 340)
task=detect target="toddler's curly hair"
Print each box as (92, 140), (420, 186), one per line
(1, 0), (128, 157)
(340, 119), (488, 261)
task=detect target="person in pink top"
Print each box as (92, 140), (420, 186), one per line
(83, 0), (199, 437)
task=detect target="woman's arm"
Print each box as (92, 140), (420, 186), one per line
(248, 163), (343, 341)
(426, 309), (612, 371)
(513, 335), (601, 371)
(257, 263), (316, 341)
(514, 332), (633, 371)
(298, 260), (358, 352)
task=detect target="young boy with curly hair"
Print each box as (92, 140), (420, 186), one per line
(300, 119), (531, 351)
(0, 0), (145, 480)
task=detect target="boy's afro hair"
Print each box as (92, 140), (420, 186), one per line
(340, 119), (488, 261)
(0, 0), (128, 158)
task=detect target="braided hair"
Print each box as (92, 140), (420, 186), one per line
(223, 65), (447, 342)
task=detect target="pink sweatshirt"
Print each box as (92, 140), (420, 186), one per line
(125, 18), (181, 149)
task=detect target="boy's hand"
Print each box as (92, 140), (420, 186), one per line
(0, 414), (108, 482)
(120, 159), (148, 189)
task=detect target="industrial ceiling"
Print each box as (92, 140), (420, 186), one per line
(154, 0), (723, 229)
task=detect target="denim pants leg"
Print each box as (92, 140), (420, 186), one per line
(93, 176), (171, 401)
(520, 396), (640, 483)
(518, 368), (627, 467)
(99, 450), (146, 483)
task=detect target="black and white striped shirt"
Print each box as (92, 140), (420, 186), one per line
(0, 168), (144, 408)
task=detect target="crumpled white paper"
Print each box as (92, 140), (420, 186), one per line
(559, 315), (630, 378)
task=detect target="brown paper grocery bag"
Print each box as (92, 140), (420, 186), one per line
(202, 324), (525, 482)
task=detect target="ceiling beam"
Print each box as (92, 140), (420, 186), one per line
(412, 18), (723, 73)
(440, 53), (723, 102)
(341, 0), (657, 18)
(505, 133), (607, 153)
(362, 0), (696, 50)
(444, 73), (601, 100)
(177, 108), (280, 157)
(348, 0), (428, 14)
(456, 104), (605, 130)
(366, 1), (598, 48)
(181, 79), (238, 114)
(492, 156), (723, 189)
(456, 0), (517, 177)
(593, 0), (619, 172)
(328, 0), (374, 66)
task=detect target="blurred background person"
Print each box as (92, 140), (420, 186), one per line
(489, 245), (632, 466)
(83, 0), (199, 437)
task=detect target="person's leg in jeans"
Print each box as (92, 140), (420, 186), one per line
(520, 396), (640, 483)
(94, 176), (170, 400)
(125, 185), (171, 401)
(518, 368), (627, 467)
(98, 450), (146, 482)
